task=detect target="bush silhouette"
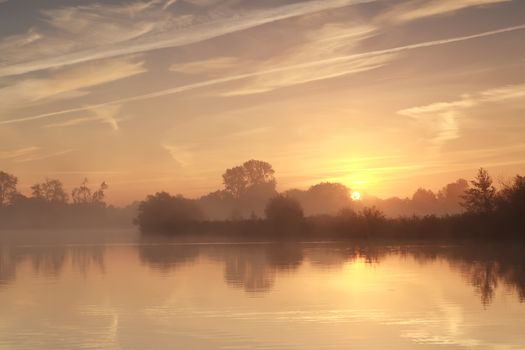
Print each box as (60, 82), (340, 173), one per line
(265, 195), (304, 228)
(136, 192), (204, 233)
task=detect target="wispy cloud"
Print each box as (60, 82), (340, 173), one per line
(0, 146), (73, 163)
(399, 84), (525, 117)
(0, 57), (145, 114)
(170, 57), (240, 74)
(44, 105), (122, 131)
(223, 24), (391, 96)
(163, 0), (178, 10)
(162, 144), (192, 167)
(398, 84), (525, 149)
(382, 0), (510, 23)
(0, 146), (40, 160)
(480, 84), (525, 102)
(2, 23), (523, 126)
(0, 0), (375, 78)
(14, 149), (74, 163)
(223, 54), (393, 96)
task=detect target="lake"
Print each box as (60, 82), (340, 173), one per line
(1, 229), (524, 349)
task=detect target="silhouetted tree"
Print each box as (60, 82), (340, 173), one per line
(307, 182), (351, 213)
(0, 173), (131, 228)
(499, 175), (525, 209)
(439, 179), (469, 202)
(412, 188), (438, 214)
(285, 182), (351, 215)
(238, 181), (278, 218)
(71, 179), (92, 204)
(462, 168), (496, 214)
(223, 160), (276, 198)
(412, 188), (436, 202)
(497, 175), (525, 229)
(360, 206), (386, 236)
(360, 206), (385, 221)
(92, 182), (108, 204)
(334, 207), (359, 233)
(0, 171), (18, 206)
(437, 178), (469, 213)
(198, 190), (236, 220)
(223, 166), (247, 198)
(31, 179), (69, 203)
(136, 192), (204, 233)
(243, 159), (275, 184)
(265, 195), (304, 227)
(366, 196), (410, 217)
(71, 179), (108, 205)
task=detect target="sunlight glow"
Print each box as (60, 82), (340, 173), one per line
(351, 191), (362, 201)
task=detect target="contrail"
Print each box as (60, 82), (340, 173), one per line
(0, 0), (375, 78)
(2, 23), (524, 126)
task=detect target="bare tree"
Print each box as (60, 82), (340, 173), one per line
(93, 182), (108, 203)
(31, 179), (69, 203)
(0, 171), (18, 206)
(71, 179), (108, 205)
(72, 179), (92, 204)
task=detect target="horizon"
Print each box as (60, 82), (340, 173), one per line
(0, 162), (510, 207)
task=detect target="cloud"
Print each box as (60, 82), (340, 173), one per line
(45, 105), (122, 131)
(229, 127), (270, 138)
(223, 54), (393, 96)
(163, 0), (178, 9)
(0, 146), (73, 163)
(0, 6), (161, 77)
(0, 146), (40, 160)
(2, 24), (524, 126)
(398, 99), (476, 117)
(0, 0), (376, 78)
(480, 84), (525, 102)
(0, 57), (145, 114)
(223, 24), (391, 96)
(398, 84), (525, 149)
(14, 149), (74, 163)
(398, 84), (525, 117)
(170, 57), (240, 74)
(162, 144), (192, 167)
(382, 0), (510, 23)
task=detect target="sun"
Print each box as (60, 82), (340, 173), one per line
(351, 191), (362, 201)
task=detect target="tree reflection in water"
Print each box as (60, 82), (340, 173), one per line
(0, 244), (106, 286)
(1, 238), (524, 305)
(137, 240), (525, 304)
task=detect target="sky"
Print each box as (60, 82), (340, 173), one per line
(0, 0), (524, 205)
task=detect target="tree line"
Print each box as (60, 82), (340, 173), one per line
(0, 172), (108, 206)
(2, 160), (524, 235)
(0, 173), (134, 228)
(136, 160), (525, 238)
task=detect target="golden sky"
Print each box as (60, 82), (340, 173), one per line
(0, 0), (524, 204)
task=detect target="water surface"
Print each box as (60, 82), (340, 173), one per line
(1, 230), (524, 349)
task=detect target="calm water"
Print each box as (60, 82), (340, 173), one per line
(1, 230), (525, 350)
